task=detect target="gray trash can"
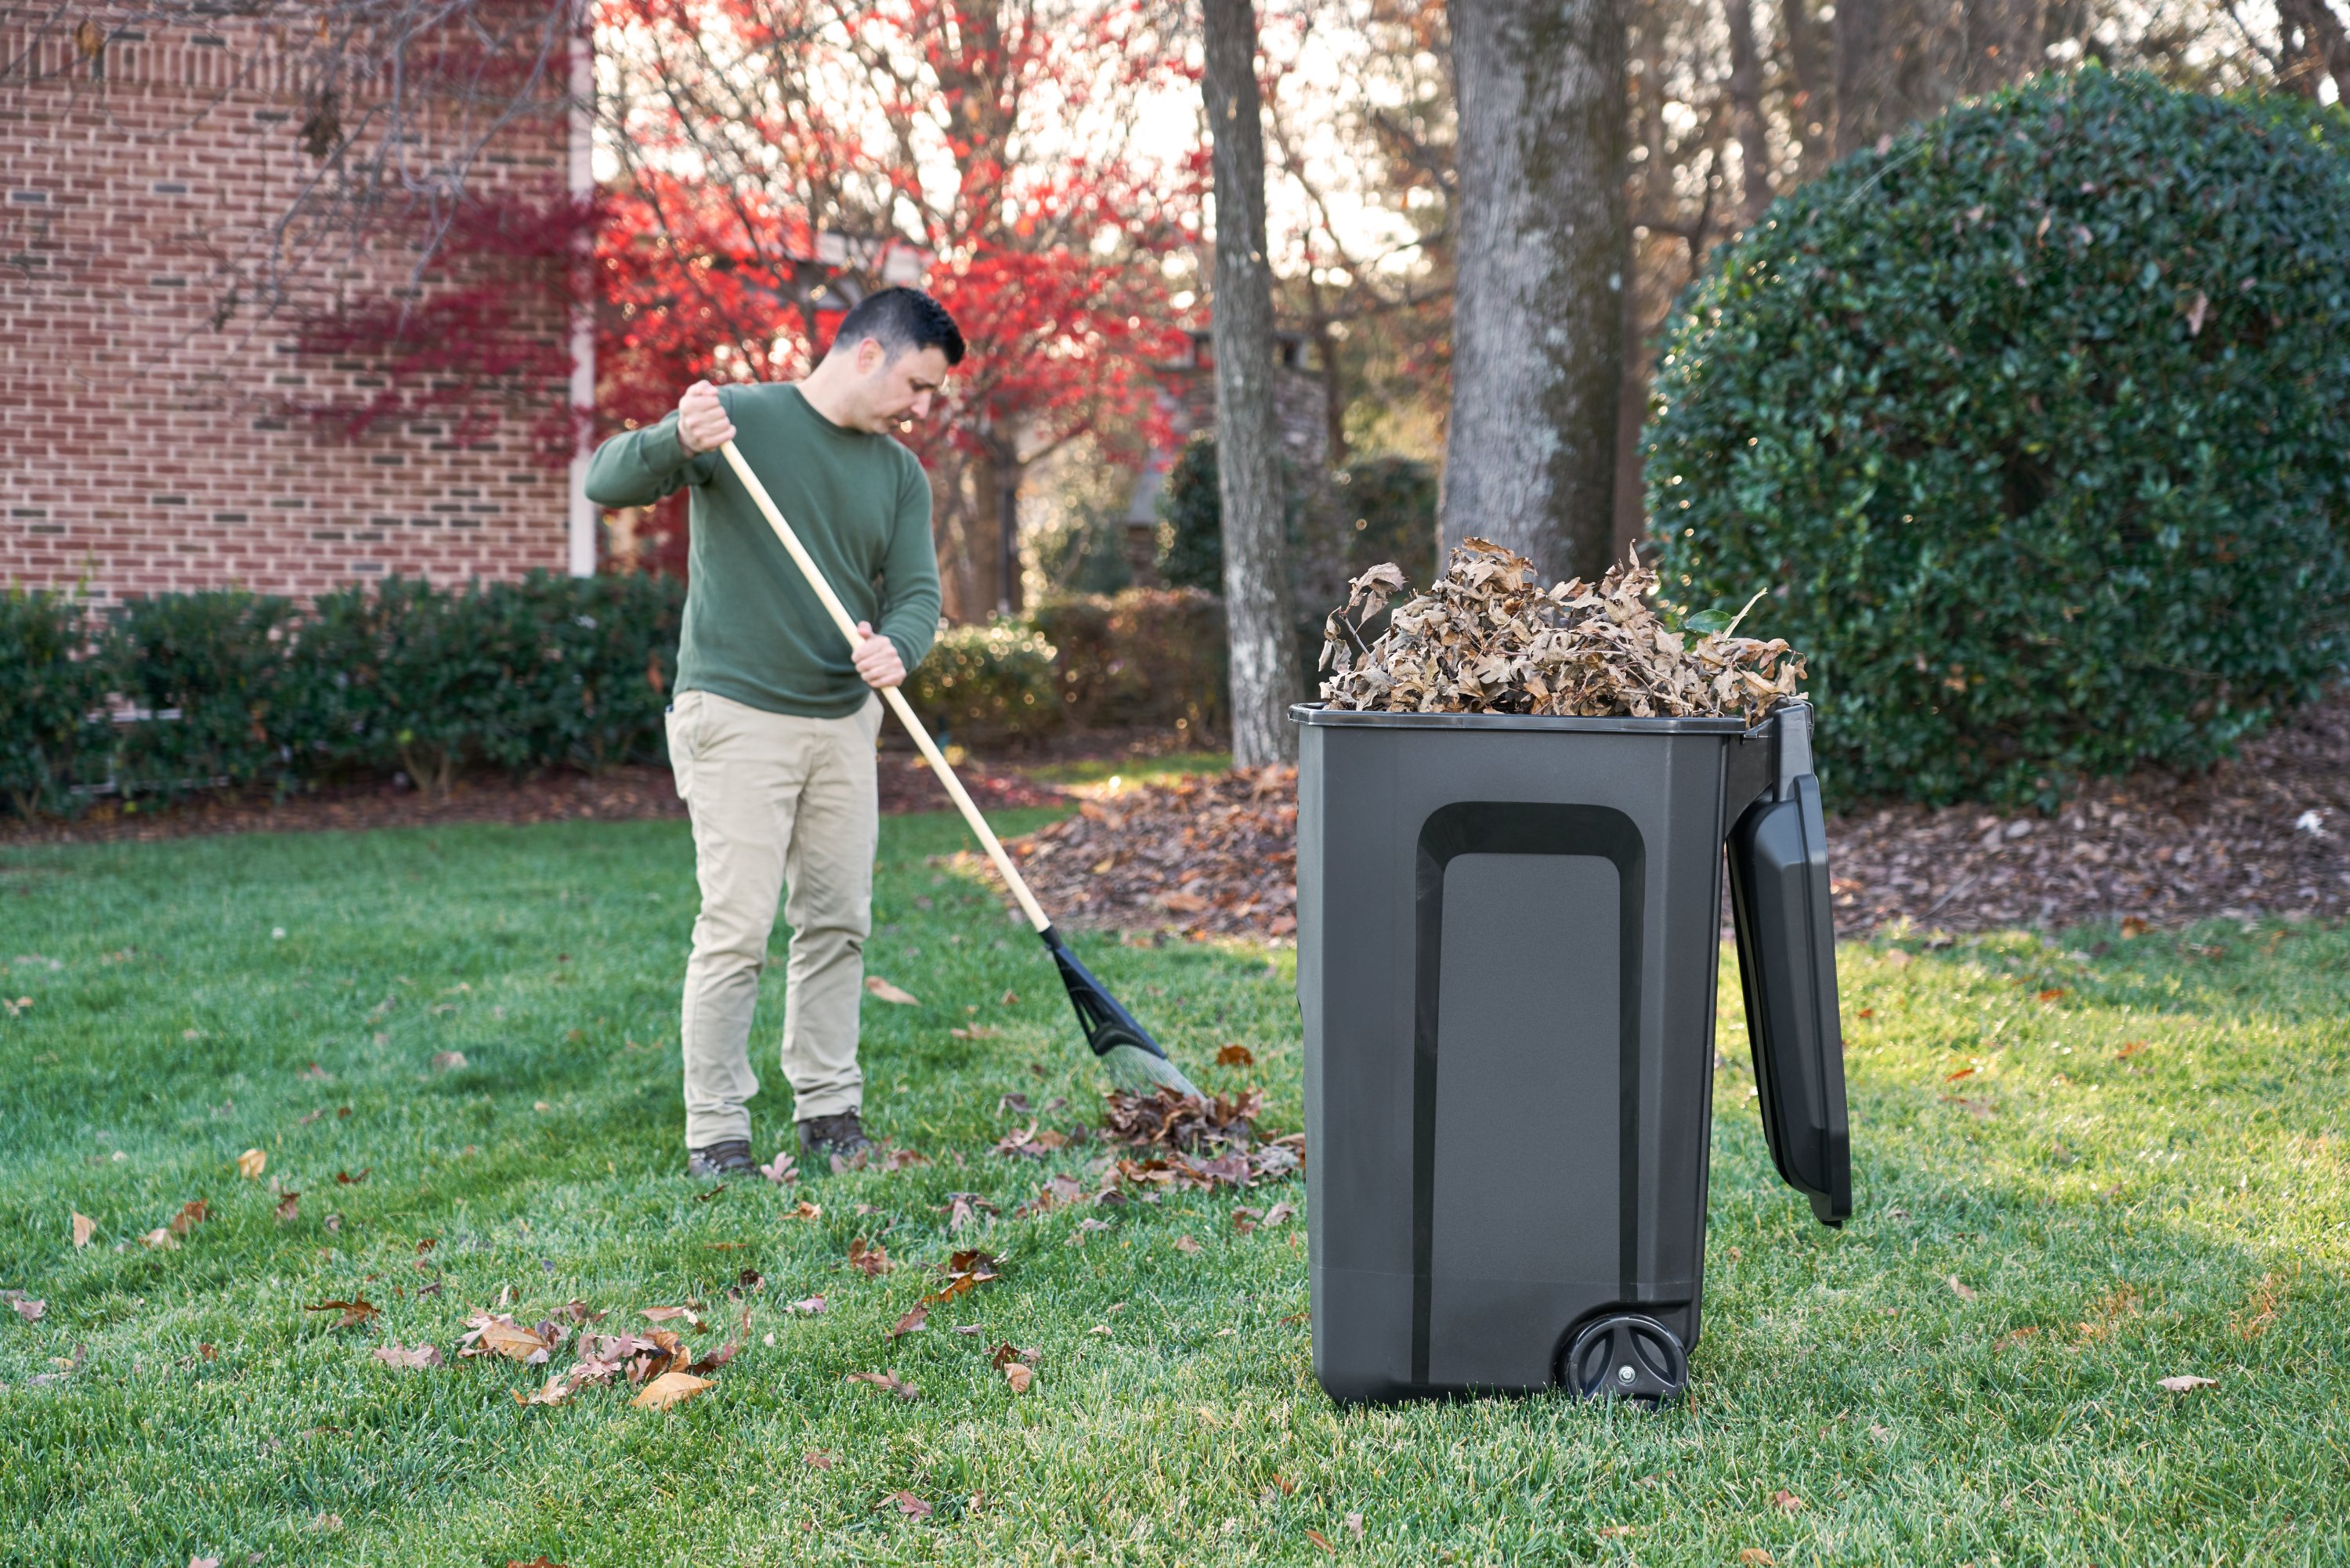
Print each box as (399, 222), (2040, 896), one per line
(1291, 699), (1849, 1404)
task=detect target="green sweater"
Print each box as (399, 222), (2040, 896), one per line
(584, 384), (941, 718)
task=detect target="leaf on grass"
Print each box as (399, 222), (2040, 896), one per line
(1216, 1044), (1256, 1067)
(1003, 1360), (1034, 1393)
(790, 1200), (823, 1221)
(275, 1191), (301, 1223)
(640, 1306), (698, 1325)
(848, 1367), (920, 1400)
(631, 1371), (713, 1410)
(168, 1199), (208, 1236)
(142, 1227), (179, 1250)
(237, 1148), (266, 1180)
(1174, 1234), (1202, 1254)
(889, 1304), (928, 1339)
(9, 1297), (44, 1323)
(989, 1342), (1040, 1371)
(1000, 989), (1021, 1006)
(334, 1169), (370, 1185)
(950, 1024), (1002, 1040)
(1305, 1528), (1334, 1555)
(2037, 988), (2066, 1003)
(2158, 1374), (2217, 1393)
(1738, 1551), (1777, 1566)
(1771, 1489), (1804, 1512)
(1263, 1201), (1295, 1228)
(431, 1051), (467, 1071)
(759, 1152), (798, 1184)
(372, 1342), (443, 1370)
(1597, 1525), (1634, 1540)
(459, 1312), (558, 1364)
(72, 1211), (94, 1248)
(304, 1298), (379, 1330)
(788, 1295), (827, 1315)
(864, 977), (921, 1006)
(2120, 916), (2150, 938)
(516, 1373), (575, 1407)
(2115, 1040), (2149, 1060)
(891, 1491), (933, 1518)
(1345, 1512), (1365, 1541)
(1947, 1275), (1977, 1302)
(848, 1237), (892, 1277)
(1944, 1065), (1976, 1082)
(1867, 1423), (1893, 1441)
(804, 1449), (836, 1470)
(684, 1340), (739, 1376)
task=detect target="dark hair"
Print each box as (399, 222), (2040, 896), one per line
(831, 286), (965, 367)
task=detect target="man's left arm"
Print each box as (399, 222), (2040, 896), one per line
(871, 459), (943, 680)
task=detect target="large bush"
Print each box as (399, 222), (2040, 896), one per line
(1647, 69), (2350, 805)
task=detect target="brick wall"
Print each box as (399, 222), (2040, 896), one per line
(0, 9), (582, 605)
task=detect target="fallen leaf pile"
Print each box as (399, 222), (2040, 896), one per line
(988, 765), (1298, 941)
(1101, 1086), (1264, 1154)
(1318, 541), (1805, 724)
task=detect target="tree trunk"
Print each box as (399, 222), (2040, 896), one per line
(1441, 0), (1629, 586)
(1725, 0), (1773, 226)
(1838, 0), (2044, 158)
(1785, 0), (1834, 180)
(1202, 0), (1300, 767)
(1832, 0), (1892, 157)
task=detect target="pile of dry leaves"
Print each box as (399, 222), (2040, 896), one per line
(1000, 765), (1297, 939)
(1318, 540), (1805, 724)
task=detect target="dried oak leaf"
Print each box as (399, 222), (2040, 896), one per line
(864, 977), (921, 1006)
(888, 1304), (929, 1339)
(236, 1149), (266, 1180)
(848, 1237), (892, 1277)
(371, 1342), (443, 1370)
(848, 1367), (920, 1400)
(71, 1211), (95, 1248)
(2158, 1374), (2218, 1393)
(1216, 1044), (1256, 1067)
(303, 1297), (378, 1330)
(631, 1371), (713, 1410)
(1003, 1360), (1034, 1394)
(891, 1491), (933, 1518)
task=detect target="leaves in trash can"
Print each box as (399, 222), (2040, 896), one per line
(1318, 539), (1804, 724)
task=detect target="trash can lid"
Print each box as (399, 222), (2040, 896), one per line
(1289, 702), (1756, 735)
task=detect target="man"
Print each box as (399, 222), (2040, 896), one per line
(584, 287), (961, 1178)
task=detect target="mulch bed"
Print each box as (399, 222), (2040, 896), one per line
(997, 692), (2350, 940)
(0, 754), (1058, 847)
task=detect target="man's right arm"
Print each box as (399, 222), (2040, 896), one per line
(583, 410), (714, 508)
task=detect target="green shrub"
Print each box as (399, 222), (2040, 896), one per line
(1030, 587), (1228, 734)
(0, 587), (110, 816)
(107, 591), (302, 799)
(1156, 437), (1225, 592)
(0, 574), (682, 815)
(905, 622), (1064, 747)
(1647, 69), (2350, 806)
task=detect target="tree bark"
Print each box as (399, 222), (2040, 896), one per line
(1441, 0), (1629, 586)
(1725, 0), (1773, 226)
(1202, 0), (1300, 767)
(1838, 0), (2044, 157)
(1785, 0), (1834, 180)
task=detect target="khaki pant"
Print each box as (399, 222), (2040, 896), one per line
(666, 687), (884, 1148)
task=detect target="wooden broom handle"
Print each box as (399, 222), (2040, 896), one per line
(717, 439), (1052, 933)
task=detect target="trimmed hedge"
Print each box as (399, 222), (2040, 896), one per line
(904, 623), (1064, 747)
(1647, 69), (2350, 805)
(1, 576), (1235, 815)
(0, 587), (112, 818)
(1030, 588), (1229, 735)
(0, 573), (683, 812)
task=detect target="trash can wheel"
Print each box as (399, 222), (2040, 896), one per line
(1562, 1313), (1687, 1403)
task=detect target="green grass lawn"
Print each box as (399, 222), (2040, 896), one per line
(2, 811), (2347, 1566)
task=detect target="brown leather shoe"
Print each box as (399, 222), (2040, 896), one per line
(685, 1139), (755, 1179)
(796, 1110), (874, 1162)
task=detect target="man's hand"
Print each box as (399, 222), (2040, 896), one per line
(851, 622), (906, 689)
(676, 380), (736, 455)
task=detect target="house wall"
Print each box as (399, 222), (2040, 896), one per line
(0, 9), (581, 605)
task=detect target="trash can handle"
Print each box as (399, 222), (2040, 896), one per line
(1724, 705), (1853, 1226)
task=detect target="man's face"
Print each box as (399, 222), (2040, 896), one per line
(845, 338), (952, 432)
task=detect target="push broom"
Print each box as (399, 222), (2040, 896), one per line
(718, 440), (1204, 1100)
